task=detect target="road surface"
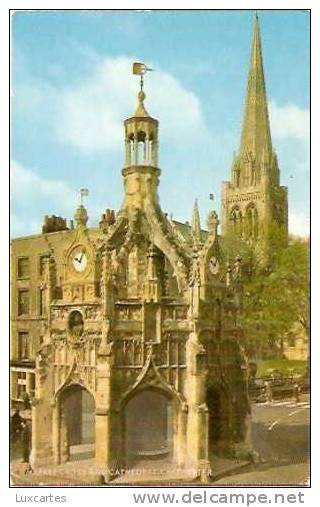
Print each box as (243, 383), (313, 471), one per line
(215, 396), (310, 486)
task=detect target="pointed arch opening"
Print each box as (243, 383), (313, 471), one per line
(58, 384), (95, 462)
(123, 387), (175, 467)
(137, 130), (147, 164)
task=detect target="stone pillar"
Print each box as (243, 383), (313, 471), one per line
(31, 400), (54, 467)
(173, 404), (188, 467)
(52, 402), (60, 465)
(60, 410), (69, 463)
(95, 349), (114, 477)
(95, 408), (112, 466)
(134, 139), (138, 165)
(111, 410), (125, 471)
(125, 140), (130, 166)
(187, 403), (209, 464)
(185, 333), (210, 475)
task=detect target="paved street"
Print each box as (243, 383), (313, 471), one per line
(215, 395), (310, 486)
(11, 395), (310, 486)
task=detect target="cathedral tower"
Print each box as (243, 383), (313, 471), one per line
(221, 14), (288, 253)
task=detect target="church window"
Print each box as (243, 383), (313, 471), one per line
(245, 204), (258, 239)
(230, 207), (243, 236)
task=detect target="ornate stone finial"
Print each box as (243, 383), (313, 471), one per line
(74, 188), (89, 228)
(134, 89), (149, 117)
(207, 210), (219, 235)
(99, 209), (115, 233)
(189, 250), (201, 287)
(191, 198), (202, 243)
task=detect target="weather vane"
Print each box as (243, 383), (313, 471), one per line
(132, 62), (153, 91)
(80, 188), (89, 206)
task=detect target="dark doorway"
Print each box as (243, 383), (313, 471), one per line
(207, 387), (223, 449)
(124, 389), (173, 464)
(60, 385), (95, 461)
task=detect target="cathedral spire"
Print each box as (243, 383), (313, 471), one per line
(239, 13), (272, 162)
(191, 199), (201, 242)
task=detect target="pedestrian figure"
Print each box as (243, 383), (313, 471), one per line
(21, 421), (31, 464)
(23, 392), (31, 410)
(264, 380), (273, 403)
(293, 383), (301, 404)
(11, 409), (24, 441)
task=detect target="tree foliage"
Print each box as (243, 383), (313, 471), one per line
(223, 229), (310, 360)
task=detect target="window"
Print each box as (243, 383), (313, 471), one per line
(17, 257), (30, 279)
(39, 255), (47, 276)
(18, 332), (30, 359)
(17, 372), (27, 400)
(18, 290), (30, 315)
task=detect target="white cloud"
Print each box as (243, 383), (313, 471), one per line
(11, 160), (76, 237)
(22, 55), (210, 153)
(289, 211), (310, 238)
(11, 160), (75, 205)
(15, 55), (209, 154)
(269, 101), (310, 141)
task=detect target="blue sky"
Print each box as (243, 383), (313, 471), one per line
(11, 9), (310, 237)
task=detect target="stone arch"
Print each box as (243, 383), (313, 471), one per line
(122, 386), (178, 467)
(54, 382), (95, 464)
(137, 131), (147, 164)
(137, 130), (147, 142)
(118, 349), (186, 411)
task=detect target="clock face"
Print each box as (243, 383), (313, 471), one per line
(71, 247), (88, 273)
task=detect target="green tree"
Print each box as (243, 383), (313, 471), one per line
(223, 231), (310, 360)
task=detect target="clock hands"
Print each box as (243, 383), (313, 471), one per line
(74, 251), (85, 263)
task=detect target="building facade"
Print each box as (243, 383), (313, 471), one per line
(221, 15), (288, 253)
(11, 85), (251, 479)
